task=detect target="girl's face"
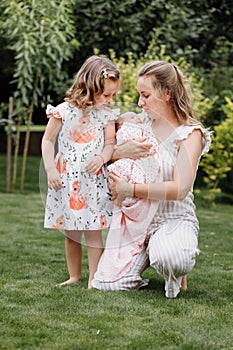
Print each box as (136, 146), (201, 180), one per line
(94, 80), (120, 108)
(137, 76), (168, 120)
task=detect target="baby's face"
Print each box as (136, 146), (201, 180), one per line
(119, 112), (142, 124)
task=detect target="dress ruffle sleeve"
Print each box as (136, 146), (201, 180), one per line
(176, 125), (212, 156)
(46, 104), (63, 119)
(109, 108), (121, 121)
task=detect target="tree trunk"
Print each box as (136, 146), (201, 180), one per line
(20, 100), (34, 192)
(6, 97), (13, 192)
(11, 117), (21, 193)
(20, 74), (39, 192)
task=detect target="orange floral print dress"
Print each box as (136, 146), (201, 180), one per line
(44, 102), (119, 231)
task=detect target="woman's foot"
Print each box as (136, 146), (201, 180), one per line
(57, 277), (80, 286)
(180, 275), (187, 291)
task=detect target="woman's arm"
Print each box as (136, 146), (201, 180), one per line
(85, 120), (116, 174)
(41, 116), (63, 190)
(109, 129), (202, 201)
(112, 138), (152, 161)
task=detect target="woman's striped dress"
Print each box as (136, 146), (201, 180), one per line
(92, 125), (211, 297)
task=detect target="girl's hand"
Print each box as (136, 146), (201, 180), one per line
(113, 138), (152, 160)
(85, 155), (104, 174)
(47, 168), (63, 191)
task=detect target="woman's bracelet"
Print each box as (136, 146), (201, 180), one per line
(133, 183), (136, 197)
(95, 154), (105, 165)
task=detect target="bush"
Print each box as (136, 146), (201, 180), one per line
(200, 97), (233, 202)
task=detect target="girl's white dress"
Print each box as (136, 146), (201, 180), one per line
(44, 102), (119, 231)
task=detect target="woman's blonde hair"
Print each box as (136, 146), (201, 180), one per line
(138, 61), (202, 126)
(65, 55), (121, 110)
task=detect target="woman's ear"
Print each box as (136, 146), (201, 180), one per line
(165, 88), (171, 102)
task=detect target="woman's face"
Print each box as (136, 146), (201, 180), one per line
(137, 76), (168, 120)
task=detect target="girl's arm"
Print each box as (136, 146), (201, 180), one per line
(109, 129), (202, 201)
(85, 120), (116, 174)
(41, 116), (63, 190)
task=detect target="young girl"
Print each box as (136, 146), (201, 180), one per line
(41, 55), (121, 288)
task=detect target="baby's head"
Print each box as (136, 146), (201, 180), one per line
(116, 112), (142, 129)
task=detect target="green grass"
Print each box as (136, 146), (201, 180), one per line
(0, 155), (233, 349)
(0, 155), (42, 194)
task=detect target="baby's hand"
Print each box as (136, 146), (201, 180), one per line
(47, 168), (63, 191)
(85, 155), (104, 174)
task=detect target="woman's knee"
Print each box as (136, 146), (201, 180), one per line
(149, 223), (199, 273)
(149, 244), (197, 275)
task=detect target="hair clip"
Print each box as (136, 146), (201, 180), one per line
(102, 68), (108, 79)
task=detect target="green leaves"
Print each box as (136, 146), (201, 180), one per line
(1, 0), (79, 111)
(0, 0), (79, 191)
(201, 97), (233, 199)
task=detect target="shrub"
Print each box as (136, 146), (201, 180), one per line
(200, 97), (233, 202)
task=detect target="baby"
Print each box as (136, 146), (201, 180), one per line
(92, 112), (162, 284)
(108, 111), (161, 206)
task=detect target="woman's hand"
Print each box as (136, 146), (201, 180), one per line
(108, 173), (121, 201)
(108, 173), (132, 205)
(113, 139), (152, 160)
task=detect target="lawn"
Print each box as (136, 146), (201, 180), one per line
(0, 156), (233, 349)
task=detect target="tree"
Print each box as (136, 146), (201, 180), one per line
(1, 0), (79, 191)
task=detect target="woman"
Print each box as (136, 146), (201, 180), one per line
(92, 61), (211, 298)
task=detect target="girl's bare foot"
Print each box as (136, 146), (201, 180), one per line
(88, 279), (93, 289)
(57, 277), (80, 286)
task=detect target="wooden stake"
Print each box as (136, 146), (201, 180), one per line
(6, 97), (13, 192)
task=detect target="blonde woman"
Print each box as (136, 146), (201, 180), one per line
(92, 61), (211, 298)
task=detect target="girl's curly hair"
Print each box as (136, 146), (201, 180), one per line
(65, 55), (121, 110)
